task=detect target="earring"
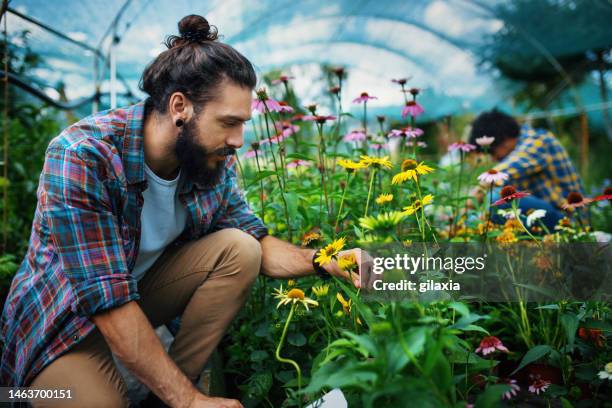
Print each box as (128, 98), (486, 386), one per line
(175, 118), (184, 127)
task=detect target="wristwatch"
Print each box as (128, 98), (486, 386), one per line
(312, 250), (331, 280)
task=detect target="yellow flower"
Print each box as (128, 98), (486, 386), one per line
(301, 230), (322, 247)
(273, 286), (319, 311)
(359, 211), (406, 231)
(336, 292), (352, 314)
(402, 194), (434, 215)
(287, 279), (296, 287)
(375, 193), (393, 205)
(359, 155), (392, 169)
(496, 229), (518, 245)
(338, 253), (357, 272)
(312, 284), (330, 298)
(503, 218), (522, 232)
(338, 159), (366, 172)
(315, 237), (346, 266)
(391, 160), (434, 184)
(403, 239), (413, 247)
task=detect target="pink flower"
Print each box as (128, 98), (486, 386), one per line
(275, 122), (300, 138)
(502, 379), (520, 400)
(493, 185), (530, 206)
(475, 336), (509, 356)
(388, 127), (423, 139)
(252, 98), (283, 113)
(303, 115), (336, 124)
(343, 130), (366, 142)
(286, 159), (311, 169)
(593, 193), (612, 203)
(477, 169), (509, 186)
(401, 100), (424, 118)
(277, 101), (294, 113)
(243, 149), (261, 159)
(370, 143), (387, 150)
(528, 379), (550, 395)
(352, 92), (378, 104)
(271, 75), (294, 85)
(475, 136), (495, 147)
(391, 77), (410, 85)
(449, 142), (477, 153)
(261, 133), (289, 145)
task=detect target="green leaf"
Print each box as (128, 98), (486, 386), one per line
(288, 332), (306, 347)
(247, 170), (277, 188)
(286, 153), (314, 161)
(560, 313), (579, 349)
(250, 350), (269, 362)
(449, 302), (470, 317)
(510, 345), (552, 375)
(560, 397), (574, 408)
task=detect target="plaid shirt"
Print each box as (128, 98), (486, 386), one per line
(494, 126), (584, 209)
(1, 102), (267, 386)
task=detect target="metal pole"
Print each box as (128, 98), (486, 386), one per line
(110, 35), (118, 109)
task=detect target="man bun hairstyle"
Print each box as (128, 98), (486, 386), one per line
(139, 15), (256, 114)
(469, 109), (520, 152)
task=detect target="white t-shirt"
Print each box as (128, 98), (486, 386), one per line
(131, 163), (188, 281)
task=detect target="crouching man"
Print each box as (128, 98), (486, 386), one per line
(0, 15), (365, 408)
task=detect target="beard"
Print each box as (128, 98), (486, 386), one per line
(174, 118), (236, 187)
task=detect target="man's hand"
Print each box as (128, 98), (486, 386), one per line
(322, 248), (374, 289)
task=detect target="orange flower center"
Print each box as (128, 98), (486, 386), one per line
(487, 169), (498, 174)
(501, 185), (517, 198)
(360, 92), (369, 97)
(401, 159), (418, 171)
(287, 288), (305, 300)
(567, 192), (583, 204)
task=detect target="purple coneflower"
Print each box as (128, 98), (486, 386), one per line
(477, 169), (509, 186)
(343, 130), (366, 143)
(271, 75), (294, 85)
(277, 101), (294, 113)
(448, 142), (477, 153)
(502, 379), (520, 400)
(286, 159), (310, 169)
(353, 92), (378, 104)
(493, 186), (530, 206)
(401, 100), (424, 118)
(528, 379), (550, 395)
(475, 336), (509, 356)
(252, 89), (283, 113)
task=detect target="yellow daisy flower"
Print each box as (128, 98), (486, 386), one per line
(375, 193), (393, 205)
(402, 194), (434, 215)
(359, 211), (406, 230)
(273, 286), (319, 311)
(359, 155), (392, 169)
(301, 230), (322, 247)
(315, 237), (346, 266)
(338, 159), (366, 172)
(496, 229), (518, 245)
(338, 253), (357, 272)
(336, 292), (353, 315)
(391, 159), (434, 184)
(287, 279), (297, 287)
(311, 284), (330, 298)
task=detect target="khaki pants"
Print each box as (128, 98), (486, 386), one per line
(29, 228), (262, 407)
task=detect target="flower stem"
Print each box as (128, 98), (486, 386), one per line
(275, 303), (302, 406)
(364, 168), (377, 218)
(334, 172), (352, 235)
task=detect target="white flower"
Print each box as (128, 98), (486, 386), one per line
(598, 362), (612, 380)
(475, 136), (495, 146)
(526, 209), (547, 227)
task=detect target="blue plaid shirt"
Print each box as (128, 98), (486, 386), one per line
(494, 126), (584, 209)
(1, 101), (267, 386)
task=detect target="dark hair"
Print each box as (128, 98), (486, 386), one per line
(139, 15), (257, 113)
(469, 109), (520, 152)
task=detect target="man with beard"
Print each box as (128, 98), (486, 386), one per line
(0, 15), (367, 408)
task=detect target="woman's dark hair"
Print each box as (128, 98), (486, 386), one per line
(139, 15), (256, 113)
(469, 109), (520, 152)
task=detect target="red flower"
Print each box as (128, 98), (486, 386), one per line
(475, 336), (509, 356)
(528, 379), (550, 395)
(578, 327), (605, 348)
(493, 185), (530, 206)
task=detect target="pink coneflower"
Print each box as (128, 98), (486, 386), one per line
(493, 185), (530, 206)
(343, 130), (366, 142)
(449, 142), (477, 153)
(303, 115), (336, 124)
(500, 379), (520, 400)
(291, 113), (305, 122)
(277, 101), (294, 113)
(475, 336), (509, 356)
(252, 89), (283, 113)
(271, 74), (294, 85)
(276, 122), (300, 138)
(477, 169), (509, 186)
(388, 127), (423, 139)
(408, 88), (421, 97)
(561, 192), (593, 210)
(391, 77), (411, 85)
(329, 85), (341, 95)
(593, 187), (612, 203)
(475, 136), (495, 147)
(528, 379), (550, 395)
(353, 92), (378, 104)
(286, 159), (310, 169)
(401, 100), (425, 118)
